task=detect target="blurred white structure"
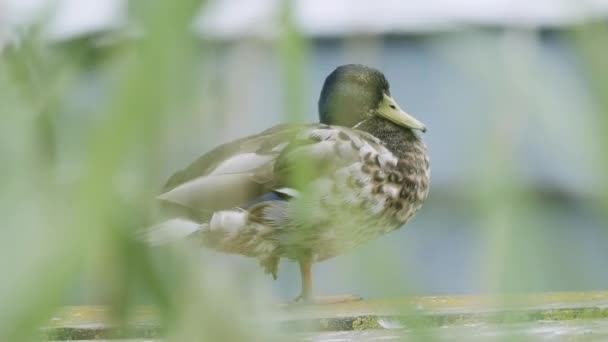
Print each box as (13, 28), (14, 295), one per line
(1, 0), (125, 43)
(200, 0), (608, 38)
(3, 0), (608, 43)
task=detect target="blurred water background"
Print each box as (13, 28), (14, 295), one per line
(1, 0), (607, 341)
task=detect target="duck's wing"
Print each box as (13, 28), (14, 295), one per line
(158, 123), (306, 214)
(158, 123), (384, 216)
(148, 124), (388, 248)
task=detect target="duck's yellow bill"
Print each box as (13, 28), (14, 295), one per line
(376, 93), (426, 132)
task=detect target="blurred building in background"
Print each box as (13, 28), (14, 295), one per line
(3, 0), (607, 297)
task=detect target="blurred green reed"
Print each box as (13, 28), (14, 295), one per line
(1, 2), (608, 342)
(0, 1), (274, 341)
(277, 0), (313, 195)
(574, 22), (608, 217)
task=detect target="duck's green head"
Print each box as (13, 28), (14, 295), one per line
(318, 64), (426, 132)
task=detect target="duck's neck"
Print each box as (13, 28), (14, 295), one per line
(356, 116), (425, 159)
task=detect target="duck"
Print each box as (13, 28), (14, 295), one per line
(148, 64), (430, 304)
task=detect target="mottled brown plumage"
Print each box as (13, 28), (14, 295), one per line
(147, 64), (430, 303)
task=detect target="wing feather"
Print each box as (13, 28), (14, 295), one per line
(162, 124), (301, 191)
(159, 124), (305, 212)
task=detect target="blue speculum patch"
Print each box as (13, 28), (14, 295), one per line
(242, 191), (289, 209)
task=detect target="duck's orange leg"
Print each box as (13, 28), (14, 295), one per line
(299, 256), (313, 301)
(292, 255), (361, 305)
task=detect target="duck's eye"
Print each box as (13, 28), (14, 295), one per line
(389, 105), (396, 109)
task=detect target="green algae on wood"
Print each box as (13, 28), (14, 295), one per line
(42, 291), (608, 339)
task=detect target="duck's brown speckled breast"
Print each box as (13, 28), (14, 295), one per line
(280, 127), (430, 262)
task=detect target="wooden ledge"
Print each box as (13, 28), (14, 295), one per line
(43, 291), (608, 340)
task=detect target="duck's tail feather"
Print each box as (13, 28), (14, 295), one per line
(141, 206), (282, 260)
(140, 209), (250, 246)
(142, 218), (204, 246)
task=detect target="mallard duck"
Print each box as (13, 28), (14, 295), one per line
(149, 64), (430, 303)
